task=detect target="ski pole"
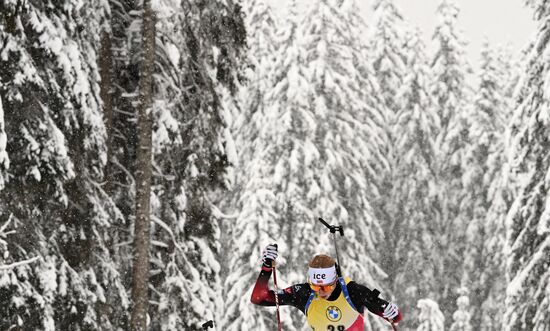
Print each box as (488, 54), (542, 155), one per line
(319, 218), (396, 330)
(272, 260), (282, 331)
(318, 217), (344, 276)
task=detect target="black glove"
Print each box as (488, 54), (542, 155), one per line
(262, 243), (278, 268)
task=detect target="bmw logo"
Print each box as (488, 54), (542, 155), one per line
(326, 306), (342, 322)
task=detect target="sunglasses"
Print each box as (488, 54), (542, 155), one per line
(309, 282), (337, 292)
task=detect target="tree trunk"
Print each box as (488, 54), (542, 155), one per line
(99, 29), (113, 194)
(130, 0), (155, 330)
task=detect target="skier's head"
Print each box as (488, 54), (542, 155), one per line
(308, 254), (337, 299)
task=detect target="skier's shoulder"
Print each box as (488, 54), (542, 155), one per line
(340, 277), (359, 289)
(341, 278), (386, 313)
(285, 283), (310, 296)
(278, 283), (313, 312)
(275, 282), (309, 300)
(343, 278), (374, 295)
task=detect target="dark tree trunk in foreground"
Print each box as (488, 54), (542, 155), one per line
(130, 0), (155, 330)
(99, 29), (114, 194)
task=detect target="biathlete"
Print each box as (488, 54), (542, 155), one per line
(251, 244), (403, 330)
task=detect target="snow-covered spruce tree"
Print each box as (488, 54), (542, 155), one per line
(449, 289), (472, 331)
(222, 0), (298, 329)
(239, 0), (278, 121)
(431, 0), (472, 136)
(94, 0), (244, 328)
(460, 40), (513, 331)
(502, 1), (550, 330)
(229, 0), (279, 196)
(367, 0), (407, 237)
(391, 26), (438, 324)
(417, 299), (445, 331)
(0, 1), (127, 330)
(300, 0), (386, 292)
(232, 0), (278, 172)
(462, 39), (509, 241)
(342, 0), (389, 183)
(225, 0), (387, 330)
(368, 4), (433, 314)
(472, 44), (520, 331)
(138, 1), (247, 330)
(369, 0), (407, 116)
(428, 0), (473, 319)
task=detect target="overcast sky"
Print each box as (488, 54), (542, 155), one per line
(382, 0), (537, 64)
(273, 0), (538, 67)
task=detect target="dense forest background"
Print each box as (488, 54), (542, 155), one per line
(0, 0), (548, 330)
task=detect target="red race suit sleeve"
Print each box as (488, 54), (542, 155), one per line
(250, 265), (310, 312)
(250, 265), (278, 305)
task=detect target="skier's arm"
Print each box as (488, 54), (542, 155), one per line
(251, 244), (279, 305)
(251, 244), (306, 307)
(250, 265), (279, 305)
(347, 281), (403, 323)
(250, 266), (309, 309)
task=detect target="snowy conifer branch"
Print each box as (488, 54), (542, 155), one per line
(208, 198), (238, 220)
(0, 256), (40, 270)
(150, 215), (184, 254)
(1, 215), (40, 270)
(0, 214), (13, 236)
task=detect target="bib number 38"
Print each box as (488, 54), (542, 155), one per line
(327, 326), (345, 331)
